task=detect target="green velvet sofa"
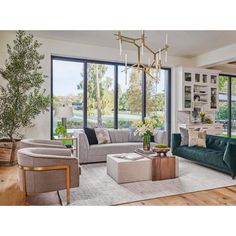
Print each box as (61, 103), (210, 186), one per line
(172, 133), (236, 179)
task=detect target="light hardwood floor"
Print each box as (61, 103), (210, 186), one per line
(1, 165), (236, 206)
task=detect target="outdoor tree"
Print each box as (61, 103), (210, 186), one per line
(0, 31), (50, 163)
(218, 76), (228, 93)
(127, 68), (142, 113)
(79, 63), (114, 127)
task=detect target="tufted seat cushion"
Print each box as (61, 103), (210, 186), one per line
(206, 135), (230, 152)
(174, 146), (229, 171)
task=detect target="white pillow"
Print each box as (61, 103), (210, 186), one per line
(94, 128), (111, 144)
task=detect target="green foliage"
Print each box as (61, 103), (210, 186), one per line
(154, 144), (168, 148)
(0, 31), (50, 140)
(218, 76), (228, 93)
(127, 69), (142, 113)
(204, 117), (213, 124)
(55, 123), (67, 136)
(216, 103), (228, 120)
(80, 64), (114, 127)
(150, 114), (164, 129)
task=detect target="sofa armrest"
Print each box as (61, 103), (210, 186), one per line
(223, 142), (236, 173)
(78, 132), (89, 163)
(154, 130), (167, 145)
(171, 133), (181, 152)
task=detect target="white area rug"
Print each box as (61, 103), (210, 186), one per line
(59, 158), (236, 206)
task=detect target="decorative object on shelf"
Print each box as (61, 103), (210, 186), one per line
(204, 117), (213, 124)
(194, 94), (200, 102)
(210, 88), (217, 109)
(199, 111), (206, 123)
(152, 144), (170, 156)
(55, 105), (73, 129)
(133, 118), (158, 151)
(0, 31), (50, 166)
(191, 107), (201, 123)
(115, 31), (169, 83)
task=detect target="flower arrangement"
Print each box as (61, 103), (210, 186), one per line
(133, 118), (158, 137)
(199, 111), (206, 123)
(133, 118), (159, 151)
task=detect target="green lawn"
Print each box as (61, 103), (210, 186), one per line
(223, 134), (236, 139)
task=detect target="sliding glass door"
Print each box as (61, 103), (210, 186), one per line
(231, 77), (236, 137)
(216, 75), (229, 136)
(52, 59), (84, 133)
(118, 66), (142, 128)
(51, 56), (171, 142)
(216, 74), (236, 138)
(87, 63), (115, 128)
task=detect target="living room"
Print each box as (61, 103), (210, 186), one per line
(1, 0), (236, 235)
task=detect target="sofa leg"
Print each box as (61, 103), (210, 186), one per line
(232, 172), (235, 180)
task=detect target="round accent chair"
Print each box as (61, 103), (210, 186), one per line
(17, 147), (80, 205)
(20, 139), (66, 149)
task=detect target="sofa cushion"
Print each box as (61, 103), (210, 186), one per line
(174, 146), (228, 170)
(188, 130), (206, 147)
(179, 127), (200, 146)
(206, 135), (236, 152)
(89, 142), (144, 158)
(84, 127), (98, 145)
(108, 129), (129, 143)
(128, 127), (143, 142)
(154, 130), (168, 144)
(94, 128), (111, 144)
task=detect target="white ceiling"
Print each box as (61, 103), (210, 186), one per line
(30, 30), (236, 58)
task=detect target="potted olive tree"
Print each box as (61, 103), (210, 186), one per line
(0, 31), (50, 165)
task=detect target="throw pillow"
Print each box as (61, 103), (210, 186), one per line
(188, 130), (206, 147)
(128, 126), (143, 142)
(84, 127), (98, 145)
(180, 127), (200, 146)
(94, 128), (111, 144)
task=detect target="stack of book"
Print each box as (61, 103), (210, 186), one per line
(111, 153), (144, 161)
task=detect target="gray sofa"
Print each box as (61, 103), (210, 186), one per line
(77, 129), (167, 164)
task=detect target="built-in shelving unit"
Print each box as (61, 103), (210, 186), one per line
(175, 67), (223, 135)
(175, 67), (220, 112)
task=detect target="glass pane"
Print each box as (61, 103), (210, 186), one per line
(195, 73), (200, 83)
(87, 63), (115, 128)
(184, 86), (192, 108)
(52, 59), (84, 135)
(231, 77), (236, 138)
(216, 75), (229, 136)
(146, 69), (167, 130)
(202, 74), (207, 83)
(184, 72), (191, 82)
(118, 66), (142, 128)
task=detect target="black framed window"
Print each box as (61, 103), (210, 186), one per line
(216, 74), (236, 138)
(51, 56), (171, 143)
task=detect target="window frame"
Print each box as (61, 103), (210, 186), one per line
(218, 74), (236, 137)
(51, 55), (171, 144)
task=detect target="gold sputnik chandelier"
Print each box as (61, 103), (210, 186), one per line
(115, 31), (169, 82)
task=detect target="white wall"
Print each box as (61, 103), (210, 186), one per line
(0, 31), (195, 138)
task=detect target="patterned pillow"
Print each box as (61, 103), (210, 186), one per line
(188, 130), (206, 147)
(94, 128), (111, 144)
(180, 127), (200, 146)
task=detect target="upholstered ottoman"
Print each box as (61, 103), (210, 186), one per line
(107, 154), (152, 184)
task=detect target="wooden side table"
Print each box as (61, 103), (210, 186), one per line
(151, 156), (178, 181)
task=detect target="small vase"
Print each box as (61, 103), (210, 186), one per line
(143, 134), (151, 151)
(201, 116), (205, 123)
